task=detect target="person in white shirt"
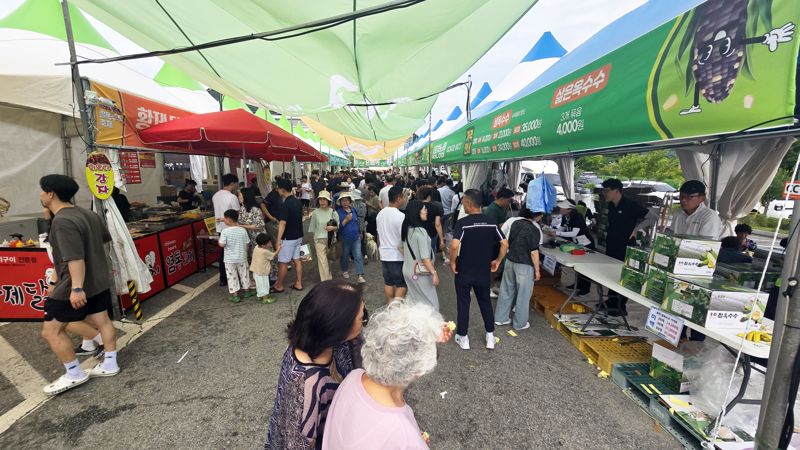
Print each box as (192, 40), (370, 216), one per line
(376, 186), (407, 302)
(300, 176), (313, 215)
(379, 175), (396, 209)
(438, 177), (456, 233)
(212, 174), (241, 286)
(669, 180), (723, 239)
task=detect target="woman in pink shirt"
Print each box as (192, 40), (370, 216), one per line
(322, 300), (452, 449)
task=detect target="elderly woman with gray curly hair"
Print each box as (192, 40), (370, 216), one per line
(321, 300), (453, 449)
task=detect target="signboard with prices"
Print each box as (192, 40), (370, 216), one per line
(119, 151), (142, 184)
(645, 307), (684, 347)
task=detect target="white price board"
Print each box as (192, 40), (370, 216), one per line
(542, 254), (557, 276)
(645, 307), (684, 347)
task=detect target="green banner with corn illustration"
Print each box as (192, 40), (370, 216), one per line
(419, 0), (799, 167)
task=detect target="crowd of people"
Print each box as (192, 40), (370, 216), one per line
(34, 166), (761, 449)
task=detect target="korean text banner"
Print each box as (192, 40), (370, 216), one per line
(431, 0), (800, 165)
(92, 80), (189, 148)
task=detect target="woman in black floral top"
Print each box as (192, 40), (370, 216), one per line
(265, 279), (365, 449)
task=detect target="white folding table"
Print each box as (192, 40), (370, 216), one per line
(538, 246), (622, 317)
(574, 261), (772, 413)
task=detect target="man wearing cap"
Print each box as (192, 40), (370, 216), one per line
(350, 189), (369, 261)
(308, 191), (338, 281)
(670, 180), (723, 239)
(601, 178), (658, 314)
(337, 192), (366, 283)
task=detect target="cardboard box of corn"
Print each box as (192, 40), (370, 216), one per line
(649, 233), (721, 278)
(662, 276), (767, 331)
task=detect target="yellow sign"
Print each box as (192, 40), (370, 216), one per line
(203, 217), (217, 235)
(85, 151), (114, 200)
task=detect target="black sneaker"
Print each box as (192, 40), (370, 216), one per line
(92, 345), (105, 359)
(74, 344), (101, 356)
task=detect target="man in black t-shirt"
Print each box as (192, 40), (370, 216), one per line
(273, 178), (304, 293)
(601, 179), (657, 314)
(262, 178), (283, 242)
(450, 189), (508, 351)
(177, 179), (201, 211)
(310, 172), (326, 207)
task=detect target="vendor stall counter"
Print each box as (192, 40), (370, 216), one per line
(0, 214), (219, 321)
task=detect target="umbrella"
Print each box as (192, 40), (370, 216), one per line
(137, 109), (327, 162)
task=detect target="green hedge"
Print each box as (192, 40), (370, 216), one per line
(739, 213), (790, 233)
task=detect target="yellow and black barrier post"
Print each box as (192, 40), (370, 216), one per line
(127, 280), (143, 321)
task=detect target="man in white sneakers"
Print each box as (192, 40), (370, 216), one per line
(376, 186), (407, 301)
(450, 189), (508, 350)
(39, 175), (120, 396)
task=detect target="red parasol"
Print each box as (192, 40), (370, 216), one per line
(136, 109), (327, 162)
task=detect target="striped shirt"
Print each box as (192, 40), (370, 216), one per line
(219, 226), (250, 263)
(452, 213), (505, 278)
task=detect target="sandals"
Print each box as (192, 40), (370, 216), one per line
(270, 287), (285, 294)
(228, 295), (242, 303)
(261, 296), (277, 304)
(88, 363), (120, 377)
(290, 285), (303, 292)
(43, 373), (89, 396)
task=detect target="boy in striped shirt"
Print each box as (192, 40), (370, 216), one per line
(219, 209), (254, 302)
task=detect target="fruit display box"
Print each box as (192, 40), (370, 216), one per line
(620, 265), (647, 292)
(641, 265), (669, 303)
(624, 247), (650, 273)
(714, 263), (781, 291)
(662, 276), (767, 331)
(649, 234), (721, 277)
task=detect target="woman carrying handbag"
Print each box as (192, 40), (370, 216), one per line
(401, 200), (440, 310)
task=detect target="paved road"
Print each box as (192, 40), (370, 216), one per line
(0, 250), (680, 449)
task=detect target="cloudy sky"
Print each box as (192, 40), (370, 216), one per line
(421, 0), (646, 135)
(0, 0), (647, 141)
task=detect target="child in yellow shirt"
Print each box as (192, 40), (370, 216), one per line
(250, 233), (276, 304)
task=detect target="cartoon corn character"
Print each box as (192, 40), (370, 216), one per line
(678, 0), (795, 116)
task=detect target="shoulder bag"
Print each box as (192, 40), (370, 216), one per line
(406, 229), (433, 277)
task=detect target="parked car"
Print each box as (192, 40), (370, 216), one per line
(576, 175), (604, 190)
(623, 181), (678, 205)
(767, 199), (794, 219)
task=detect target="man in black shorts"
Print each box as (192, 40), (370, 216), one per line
(39, 174), (120, 396)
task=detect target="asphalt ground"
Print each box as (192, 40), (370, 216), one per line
(0, 242), (680, 449)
